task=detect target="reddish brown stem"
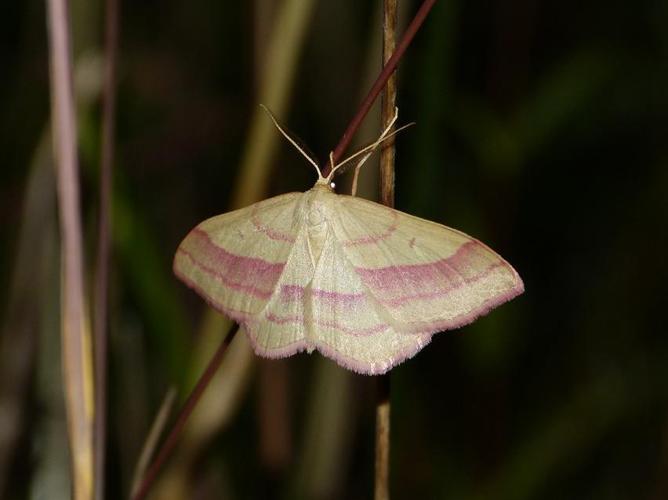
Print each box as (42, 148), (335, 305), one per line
(94, 0), (119, 498)
(323, 0), (438, 175)
(131, 324), (239, 500)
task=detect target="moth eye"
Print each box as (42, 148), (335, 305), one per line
(330, 182), (336, 189)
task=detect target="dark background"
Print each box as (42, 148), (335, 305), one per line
(1, 0), (667, 499)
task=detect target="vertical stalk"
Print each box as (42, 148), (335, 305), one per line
(45, 0), (95, 498)
(94, 0), (119, 497)
(380, 0), (398, 208)
(374, 375), (391, 500)
(375, 2), (397, 499)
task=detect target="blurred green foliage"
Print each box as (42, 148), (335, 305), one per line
(1, 0), (667, 499)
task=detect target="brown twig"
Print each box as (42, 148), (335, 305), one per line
(131, 324), (239, 500)
(380, 0), (398, 209)
(324, 0), (437, 175)
(375, 2), (397, 499)
(46, 0), (95, 497)
(94, 0), (119, 498)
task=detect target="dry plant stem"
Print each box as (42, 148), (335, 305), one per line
(94, 0), (119, 498)
(375, 374), (391, 500)
(380, 0), (397, 210)
(324, 0), (437, 175)
(46, 0), (95, 498)
(375, 2), (397, 499)
(131, 324), (240, 500)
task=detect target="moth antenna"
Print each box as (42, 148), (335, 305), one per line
(341, 122), (414, 176)
(328, 107), (409, 183)
(351, 164), (362, 196)
(260, 104), (324, 179)
(350, 117), (414, 197)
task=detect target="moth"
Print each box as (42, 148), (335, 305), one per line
(174, 109), (524, 374)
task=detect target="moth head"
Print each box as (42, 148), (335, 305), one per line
(313, 176), (335, 191)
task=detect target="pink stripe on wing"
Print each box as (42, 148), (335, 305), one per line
(251, 204), (296, 242)
(342, 210), (398, 246)
(178, 229), (286, 299)
(266, 259), (505, 309)
(173, 264), (255, 322)
(191, 228), (285, 277)
(355, 240), (506, 295)
(279, 285), (365, 306)
(265, 312), (388, 336)
(177, 248), (275, 299)
(379, 262), (505, 307)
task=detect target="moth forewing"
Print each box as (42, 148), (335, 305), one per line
(175, 178), (523, 374)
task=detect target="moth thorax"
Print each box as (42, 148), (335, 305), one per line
(307, 204), (324, 226)
(304, 202), (326, 266)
